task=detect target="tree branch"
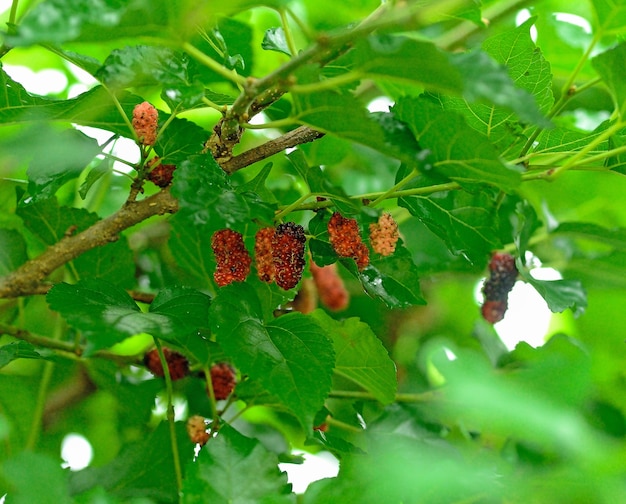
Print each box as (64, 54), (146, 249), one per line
(0, 189), (178, 298)
(220, 125), (324, 174)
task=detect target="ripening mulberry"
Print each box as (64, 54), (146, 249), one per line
(481, 252), (518, 324)
(211, 229), (252, 286)
(186, 415), (210, 446)
(327, 212), (370, 270)
(132, 101), (158, 146)
(255, 227), (276, 282)
(147, 158), (176, 187)
(144, 347), (189, 380)
(209, 363), (237, 400)
(272, 222), (306, 290)
(369, 213), (399, 256)
(310, 261), (349, 311)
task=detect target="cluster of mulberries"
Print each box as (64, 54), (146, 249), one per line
(310, 261), (349, 311)
(481, 252), (518, 324)
(186, 415), (210, 446)
(209, 363), (237, 401)
(132, 101), (158, 146)
(369, 213), (399, 256)
(272, 223), (307, 290)
(147, 158), (176, 188)
(254, 227), (276, 283)
(211, 229), (252, 287)
(144, 347), (189, 380)
(327, 212), (369, 270)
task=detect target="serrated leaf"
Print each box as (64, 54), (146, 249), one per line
(154, 116), (208, 164)
(182, 424), (294, 503)
(26, 128), (101, 202)
(210, 284), (334, 429)
(79, 157), (112, 200)
(47, 280), (210, 353)
(168, 215), (215, 285)
(293, 89), (385, 146)
(73, 237), (136, 288)
(0, 229), (28, 275)
(236, 162), (277, 205)
(3, 452), (73, 504)
(69, 421), (194, 503)
(311, 311), (397, 404)
(0, 341), (47, 369)
(262, 27), (291, 56)
(592, 42), (626, 119)
(522, 273), (587, 317)
(393, 97), (521, 191)
(400, 191), (501, 265)
(347, 246), (426, 308)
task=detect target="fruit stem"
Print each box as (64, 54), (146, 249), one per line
(154, 338), (183, 496)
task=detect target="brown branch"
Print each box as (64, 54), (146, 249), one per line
(0, 189), (178, 298)
(220, 126), (324, 174)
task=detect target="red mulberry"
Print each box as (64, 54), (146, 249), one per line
(310, 261), (349, 311)
(147, 158), (176, 187)
(272, 222), (306, 290)
(481, 252), (518, 323)
(327, 212), (370, 270)
(144, 347), (189, 380)
(132, 101), (158, 146)
(211, 229), (252, 287)
(255, 227), (276, 282)
(186, 415), (210, 446)
(369, 213), (399, 256)
(209, 363), (237, 400)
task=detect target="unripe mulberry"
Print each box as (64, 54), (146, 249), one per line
(272, 222), (306, 290)
(186, 415), (210, 446)
(310, 261), (349, 311)
(369, 213), (399, 256)
(255, 227), (276, 282)
(327, 212), (370, 270)
(147, 158), (176, 188)
(144, 347), (189, 380)
(209, 363), (237, 400)
(211, 229), (252, 286)
(132, 101), (158, 146)
(481, 252), (518, 323)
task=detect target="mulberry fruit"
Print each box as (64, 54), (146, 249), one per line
(147, 158), (176, 187)
(481, 252), (518, 324)
(209, 363), (237, 401)
(144, 347), (189, 380)
(369, 213), (399, 256)
(272, 222), (306, 290)
(310, 261), (349, 311)
(186, 415), (210, 446)
(132, 101), (158, 146)
(211, 229), (252, 286)
(290, 278), (318, 314)
(327, 212), (370, 270)
(254, 227), (276, 282)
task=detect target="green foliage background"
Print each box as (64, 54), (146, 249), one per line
(2, 0), (626, 502)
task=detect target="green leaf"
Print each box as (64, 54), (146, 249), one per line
(564, 251), (626, 290)
(393, 97), (522, 191)
(349, 246), (427, 308)
(0, 229), (28, 276)
(154, 116), (208, 164)
(47, 280), (210, 353)
(73, 237), (137, 288)
(293, 89), (385, 146)
(26, 128), (101, 202)
(552, 221), (626, 249)
(182, 424), (294, 503)
(592, 42), (626, 119)
(79, 158), (112, 200)
(311, 311), (397, 404)
(400, 191), (501, 265)
(590, 0), (626, 35)
(236, 162), (278, 205)
(0, 342), (47, 369)
(167, 216), (215, 285)
(512, 200), (540, 260)
(209, 284), (334, 429)
(69, 421), (195, 503)
(262, 27), (292, 56)
(3, 452), (73, 504)
(521, 273), (587, 317)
